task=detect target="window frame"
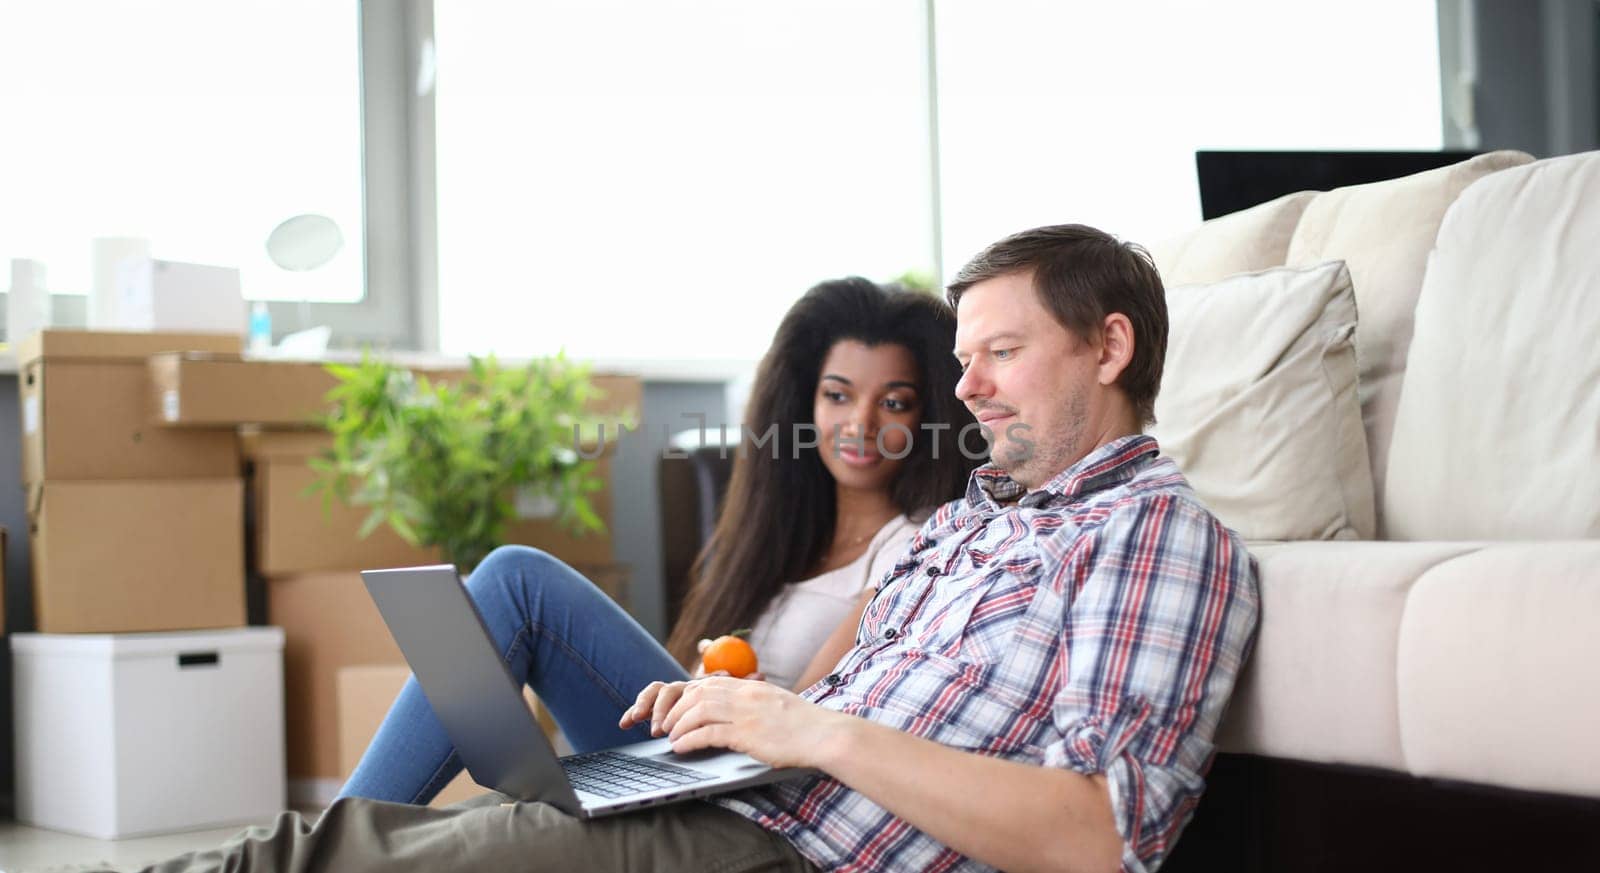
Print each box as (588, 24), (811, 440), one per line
(265, 0), (439, 353)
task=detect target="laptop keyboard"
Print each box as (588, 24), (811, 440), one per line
(562, 750), (716, 799)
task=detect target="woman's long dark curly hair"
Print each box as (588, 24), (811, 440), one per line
(665, 277), (982, 666)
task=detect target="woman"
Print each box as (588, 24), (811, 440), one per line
(338, 277), (980, 805)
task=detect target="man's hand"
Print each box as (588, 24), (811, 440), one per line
(618, 679), (694, 736)
(619, 676), (850, 769)
(620, 678), (1122, 872)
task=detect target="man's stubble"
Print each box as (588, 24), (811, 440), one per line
(996, 383), (1089, 489)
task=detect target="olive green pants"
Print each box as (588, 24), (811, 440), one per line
(132, 794), (817, 873)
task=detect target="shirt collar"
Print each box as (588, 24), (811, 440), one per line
(966, 434), (1160, 509)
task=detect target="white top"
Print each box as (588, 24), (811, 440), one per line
(745, 514), (920, 690)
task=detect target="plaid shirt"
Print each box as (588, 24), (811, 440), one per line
(715, 435), (1260, 873)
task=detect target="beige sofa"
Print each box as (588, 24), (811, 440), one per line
(1148, 149), (1600, 867)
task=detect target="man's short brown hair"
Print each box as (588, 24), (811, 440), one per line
(946, 223), (1168, 427)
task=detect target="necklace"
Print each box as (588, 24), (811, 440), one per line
(817, 518), (889, 572)
(834, 517), (890, 549)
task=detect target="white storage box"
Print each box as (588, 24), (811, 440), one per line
(11, 627), (287, 838)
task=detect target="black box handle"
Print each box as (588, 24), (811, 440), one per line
(178, 651), (220, 668)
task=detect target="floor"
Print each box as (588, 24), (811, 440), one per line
(0, 810), (321, 873)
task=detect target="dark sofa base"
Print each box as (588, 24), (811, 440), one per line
(1163, 753), (1600, 872)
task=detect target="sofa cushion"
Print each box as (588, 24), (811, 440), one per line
(1384, 150), (1600, 540)
(1216, 540), (1480, 772)
(1148, 191), (1315, 286)
(1283, 150), (1535, 536)
(1397, 542), (1600, 797)
(1151, 260), (1372, 540)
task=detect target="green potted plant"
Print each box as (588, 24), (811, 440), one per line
(309, 352), (624, 573)
(890, 268), (939, 295)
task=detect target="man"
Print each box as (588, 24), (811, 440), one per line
(139, 225), (1258, 873)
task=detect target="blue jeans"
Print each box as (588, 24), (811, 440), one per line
(336, 545), (690, 804)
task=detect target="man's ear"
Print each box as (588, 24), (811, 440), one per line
(1097, 313), (1135, 387)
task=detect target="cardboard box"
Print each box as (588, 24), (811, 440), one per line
(245, 430), (617, 576)
(268, 570), (404, 781)
(12, 628), (285, 838)
(247, 431), (434, 575)
(502, 487), (616, 568)
(149, 354), (339, 428)
(18, 330), (242, 483)
(272, 563), (628, 782)
(29, 478), (246, 633)
(337, 665), (557, 808)
(150, 354), (643, 430)
(16, 328), (242, 362)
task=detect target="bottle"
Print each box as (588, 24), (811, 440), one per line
(248, 301), (273, 354)
(8, 258), (51, 346)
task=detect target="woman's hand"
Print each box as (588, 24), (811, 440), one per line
(692, 638), (765, 682)
(657, 676), (854, 770)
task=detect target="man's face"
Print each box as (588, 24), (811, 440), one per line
(953, 270), (1116, 491)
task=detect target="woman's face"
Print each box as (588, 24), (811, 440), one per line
(813, 340), (923, 494)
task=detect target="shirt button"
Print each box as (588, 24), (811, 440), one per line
(883, 627), (900, 640)
(824, 673), (843, 687)
(926, 566), (942, 577)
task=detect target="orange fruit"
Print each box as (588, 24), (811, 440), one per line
(702, 633), (759, 678)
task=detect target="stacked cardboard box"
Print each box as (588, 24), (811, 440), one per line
(148, 353), (341, 428)
(149, 354), (641, 802)
(16, 330), (247, 633)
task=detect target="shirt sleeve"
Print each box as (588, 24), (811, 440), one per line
(1039, 495), (1260, 873)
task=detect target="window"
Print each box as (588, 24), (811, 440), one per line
(4, 1), (1446, 356)
(933, 0), (1444, 268)
(0, 1), (366, 305)
(433, 1), (934, 362)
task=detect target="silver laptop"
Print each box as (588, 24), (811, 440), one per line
(360, 564), (809, 818)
